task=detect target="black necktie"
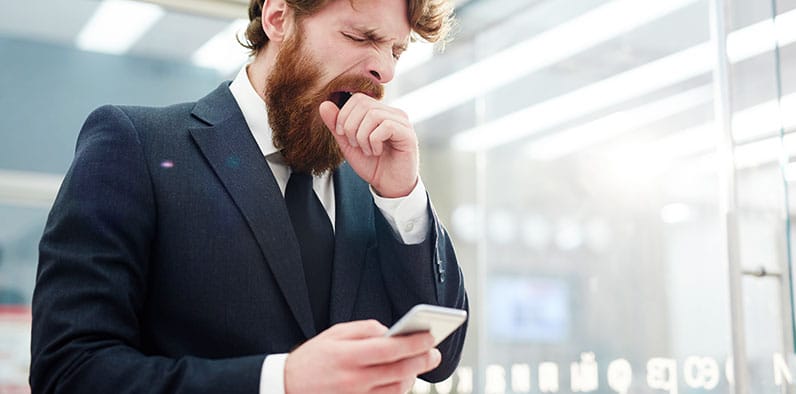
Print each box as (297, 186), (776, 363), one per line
(285, 171), (334, 332)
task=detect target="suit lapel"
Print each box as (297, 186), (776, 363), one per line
(329, 164), (374, 324)
(187, 83), (316, 339)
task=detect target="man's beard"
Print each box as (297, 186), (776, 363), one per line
(265, 27), (384, 175)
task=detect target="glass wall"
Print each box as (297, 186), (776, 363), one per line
(1, 0), (795, 393)
(399, 0), (796, 392)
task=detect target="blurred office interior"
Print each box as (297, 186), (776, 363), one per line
(1, 0), (796, 392)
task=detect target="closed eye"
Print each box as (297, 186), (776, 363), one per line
(342, 32), (366, 42)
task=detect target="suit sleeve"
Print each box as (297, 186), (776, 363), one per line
(375, 199), (469, 383)
(30, 105), (265, 394)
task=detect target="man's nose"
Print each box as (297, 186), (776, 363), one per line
(365, 50), (396, 84)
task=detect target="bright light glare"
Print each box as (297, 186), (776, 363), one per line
(395, 42), (435, 77)
(727, 10), (796, 62)
(733, 91), (796, 142)
(785, 162), (796, 183)
(661, 203), (693, 224)
(76, 0), (164, 55)
(192, 19), (251, 75)
(525, 85), (713, 160)
(451, 43), (713, 151)
(391, 0), (700, 123)
(452, 8), (796, 152)
(604, 91), (796, 174)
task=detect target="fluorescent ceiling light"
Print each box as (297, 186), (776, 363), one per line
(192, 19), (251, 75)
(452, 43), (713, 151)
(734, 134), (795, 169)
(452, 8), (796, 152)
(390, 0), (700, 123)
(525, 85), (713, 160)
(526, 85), (796, 161)
(732, 93), (796, 142)
(661, 203), (694, 224)
(76, 0), (165, 55)
(727, 9), (796, 62)
(606, 91), (796, 171)
(646, 123), (716, 159)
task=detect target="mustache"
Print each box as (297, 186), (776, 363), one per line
(319, 73), (385, 107)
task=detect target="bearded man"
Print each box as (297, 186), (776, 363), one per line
(29, 0), (467, 393)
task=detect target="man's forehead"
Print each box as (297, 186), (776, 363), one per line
(336, 0), (411, 40)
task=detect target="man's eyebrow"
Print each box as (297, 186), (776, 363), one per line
(354, 26), (408, 51)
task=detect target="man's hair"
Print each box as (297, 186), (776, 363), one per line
(241, 0), (454, 54)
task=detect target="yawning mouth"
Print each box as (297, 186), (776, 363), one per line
(330, 91), (353, 109)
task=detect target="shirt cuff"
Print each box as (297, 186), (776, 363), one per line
(371, 177), (430, 245)
(260, 353), (288, 394)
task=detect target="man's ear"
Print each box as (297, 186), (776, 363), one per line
(262, 0), (291, 43)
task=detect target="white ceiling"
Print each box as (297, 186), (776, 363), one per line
(0, 0), (240, 62)
(0, 0), (479, 75)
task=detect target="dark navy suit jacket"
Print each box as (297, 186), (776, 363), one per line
(30, 83), (468, 393)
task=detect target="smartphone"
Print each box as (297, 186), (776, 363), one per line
(385, 304), (467, 346)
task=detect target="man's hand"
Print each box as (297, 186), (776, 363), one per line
(284, 320), (441, 394)
(319, 94), (419, 198)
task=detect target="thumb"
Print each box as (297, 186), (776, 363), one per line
(319, 101), (339, 135)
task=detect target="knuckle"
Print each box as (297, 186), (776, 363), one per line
(337, 371), (356, 387)
(356, 129), (370, 144)
(342, 122), (356, 136)
(365, 319), (386, 332)
(328, 321), (345, 332)
(336, 348), (355, 365)
(363, 111), (381, 129)
(377, 118), (392, 130)
(361, 319), (377, 331)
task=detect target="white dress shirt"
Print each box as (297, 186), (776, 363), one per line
(227, 65), (430, 394)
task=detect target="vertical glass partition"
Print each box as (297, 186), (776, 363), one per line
(405, 0), (796, 392)
(728, 0), (796, 392)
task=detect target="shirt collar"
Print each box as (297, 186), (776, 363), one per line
(229, 64), (280, 158)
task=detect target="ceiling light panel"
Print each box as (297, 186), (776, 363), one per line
(391, 0), (701, 123)
(191, 19), (250, 76)
(76, 0), (165, 55)
(451, 7), (796, 152)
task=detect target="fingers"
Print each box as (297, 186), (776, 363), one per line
(368, 119), (414, 156)
(329, 93), (412, 157)
(326, 323), (435, 367)
(285, 320), (441, 394)
(324, 319), (388, 340)
(319, 100), (340, 134)
(342, 102), (370, 148)
(363, 348), (442, 388)
(349, 331), (435, 366)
